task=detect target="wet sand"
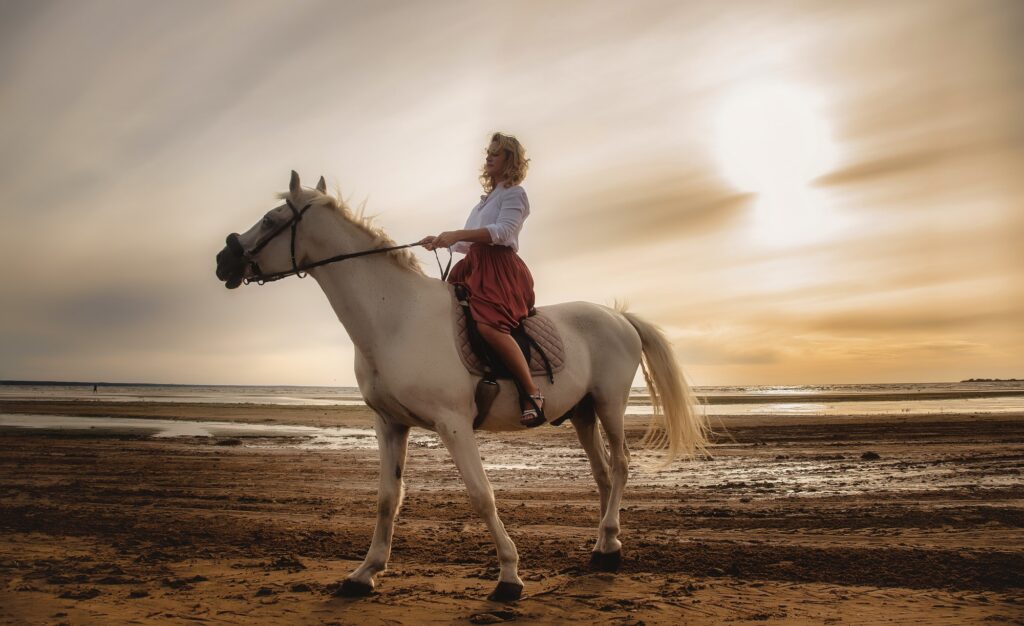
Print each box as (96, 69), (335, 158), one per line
(0, 402), (1022, 624)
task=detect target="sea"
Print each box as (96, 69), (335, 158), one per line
(3, 380), (1024, 417)
(2, 380), (1021, 452)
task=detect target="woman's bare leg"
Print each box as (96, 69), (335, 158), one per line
(477, 323), (539, 397)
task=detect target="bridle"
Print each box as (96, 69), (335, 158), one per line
(225, 198), (451, 285)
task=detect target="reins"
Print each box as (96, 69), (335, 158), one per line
(230, 198), (452, 285)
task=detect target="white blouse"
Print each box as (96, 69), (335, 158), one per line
(451, 184), (530, 254)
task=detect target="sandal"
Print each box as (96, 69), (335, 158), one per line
(520, 392), (547, 428)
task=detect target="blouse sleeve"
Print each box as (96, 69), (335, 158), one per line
(484, 186), (529, 247)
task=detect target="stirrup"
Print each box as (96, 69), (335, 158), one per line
(520, 392), (546, 428)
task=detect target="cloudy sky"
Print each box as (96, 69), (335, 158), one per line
(1, 0), (1021, 387)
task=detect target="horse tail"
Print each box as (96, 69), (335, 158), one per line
(617, 305), (709, 463)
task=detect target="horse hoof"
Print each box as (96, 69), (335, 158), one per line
(589, 550), (622, 572)
(487, 581), (523, 602)
(335, 579), (374, 597)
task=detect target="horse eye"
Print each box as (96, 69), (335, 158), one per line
(262, 216), (274, 228)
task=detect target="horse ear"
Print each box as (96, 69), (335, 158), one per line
(289, 170), (301, 195)
(316, 176), (327, 194)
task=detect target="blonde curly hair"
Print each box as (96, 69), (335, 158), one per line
(479, 132), (529, 192)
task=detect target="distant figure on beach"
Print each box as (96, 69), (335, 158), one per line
(419, 132), (543, 427)
(92, 384), (97, 393)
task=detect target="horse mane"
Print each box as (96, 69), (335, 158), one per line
(276, 189), (424, 275)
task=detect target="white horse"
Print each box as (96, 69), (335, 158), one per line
(215, 171), (708, 602)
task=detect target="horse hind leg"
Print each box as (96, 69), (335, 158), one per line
(570, 396), (612, 525)
(589, 390), (630, 572)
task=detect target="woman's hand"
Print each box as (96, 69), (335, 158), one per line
(420, 231), (460, 251)
(434, 231), (460, 248)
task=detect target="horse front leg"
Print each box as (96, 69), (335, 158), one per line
(436, 421), (524, 602)
(339, 416), (410, 596)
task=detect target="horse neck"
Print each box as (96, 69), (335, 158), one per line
(308, 216), (439, 359)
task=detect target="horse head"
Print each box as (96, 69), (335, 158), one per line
(215, 170), (328, 288)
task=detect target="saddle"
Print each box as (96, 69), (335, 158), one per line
(451, 285), (566, 428)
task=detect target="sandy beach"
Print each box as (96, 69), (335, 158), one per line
(1, 400), (1022, 625)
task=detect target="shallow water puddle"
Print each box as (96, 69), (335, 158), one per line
(4, 414), (1019, 498)
(0, 414), (383, 448)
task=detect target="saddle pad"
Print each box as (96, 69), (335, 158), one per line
(452, 296), (566, 377)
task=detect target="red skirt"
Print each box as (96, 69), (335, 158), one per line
(447, 243), (535, 334)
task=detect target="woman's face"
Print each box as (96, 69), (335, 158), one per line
(484, 142), (508, 180)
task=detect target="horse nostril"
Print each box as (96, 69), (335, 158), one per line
(216, 248), (230, 280)
(226, 233), (244, 256)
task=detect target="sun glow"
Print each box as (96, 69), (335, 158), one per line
(714, 82), (837, 193)
(713, 82), (840, 246)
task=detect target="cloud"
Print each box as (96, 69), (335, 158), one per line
(814, 148), (956, 187)
(2, 1), (1022, 386)
(528, 172), (752, 260)
(804, 306), (1024, 335)
(675, 335), (782, 366)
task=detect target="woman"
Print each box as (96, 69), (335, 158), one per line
(419, 132), (545, 427)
